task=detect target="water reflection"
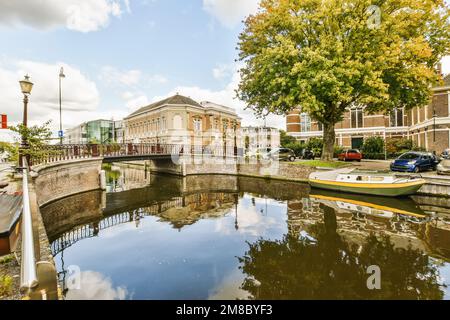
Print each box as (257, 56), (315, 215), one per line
(239, 204), (444, 299)
(39, 163), (450, 300)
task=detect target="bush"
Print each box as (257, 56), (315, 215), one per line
(333, 145), (345, 157)
(284, 142), (306, 156)
(363, 152), (386, 160)
(361, 136), (384, 154)
(306, 138), (323, 157)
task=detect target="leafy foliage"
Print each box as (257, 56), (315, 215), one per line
(237, 0), (450, 160)
(361, 136), (385, 155)
(8, 120), (58, 164)
(279, 130), (296, 146)
(238, 206), (444, 299)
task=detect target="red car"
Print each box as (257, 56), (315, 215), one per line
(338, 149), (362, 162)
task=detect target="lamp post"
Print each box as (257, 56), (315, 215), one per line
(19, 75), (34, 167)
(59, 67), (65, 145)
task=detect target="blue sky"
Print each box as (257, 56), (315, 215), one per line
(0, 0), (449, 140)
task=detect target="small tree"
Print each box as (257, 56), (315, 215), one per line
(279, 130), (296, 146)
(8, 120), (55, 164)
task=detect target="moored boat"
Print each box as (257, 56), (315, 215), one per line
(308, 168), (426, 197)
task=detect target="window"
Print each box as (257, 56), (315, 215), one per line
(351, 107), (363, 128)
(193, 118), (202, 132)
(300, 113), (311, 132)
(390, 108), (404, 127)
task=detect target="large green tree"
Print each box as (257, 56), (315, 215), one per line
(237, 0), (450, 160)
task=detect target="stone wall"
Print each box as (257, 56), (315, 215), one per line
(32, 158), (103, 206)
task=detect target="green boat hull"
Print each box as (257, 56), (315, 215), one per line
(309, 180), (424, 197)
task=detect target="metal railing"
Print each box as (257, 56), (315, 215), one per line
(30, 143), (241, 166)
(20, 157), (38, 291)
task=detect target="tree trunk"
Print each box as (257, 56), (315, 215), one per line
(322, 122), (336, 161)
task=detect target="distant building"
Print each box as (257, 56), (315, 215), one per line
(113, 120), (125, 144)
(65, 119), (115, 144)
(286, 74), (450, 152)
(241, 126), (280, 152)
(123, 94), (241, 148)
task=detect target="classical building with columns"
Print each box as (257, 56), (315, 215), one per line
(286, 74), (450, 152)
(123, 94), (241, 149)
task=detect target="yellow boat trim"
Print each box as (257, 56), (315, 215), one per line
(310, 194), (426, 218)
(309, 178), (425, 189)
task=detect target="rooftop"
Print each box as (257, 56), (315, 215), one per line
(126, 94), (203, 118)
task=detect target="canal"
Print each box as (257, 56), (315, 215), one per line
(40, 163), (450, 300)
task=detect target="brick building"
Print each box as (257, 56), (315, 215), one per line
(286, 75), (450, 152)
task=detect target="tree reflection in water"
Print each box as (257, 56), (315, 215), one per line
(238, 205), (445, 300)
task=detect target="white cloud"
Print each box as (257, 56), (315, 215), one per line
(0, 59), (99, 123)
(153, 65), (285, 129)
(100, 66), (168, 88)
(123, 93), (150, 113)
(65, 271), (128, 300)
(0, 59), (129, 136)
(203, 0), (260, 28)
(212, 63), (234, 80)
(0, 0), (130, 33)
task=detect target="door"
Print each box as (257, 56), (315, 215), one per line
(351, 137), (364, 150)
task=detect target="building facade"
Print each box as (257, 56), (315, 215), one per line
(123, 94), (241, 149)
(286, 75), (450, 152)
(241, 126), (280, 152)
(65, 119), (115, 144)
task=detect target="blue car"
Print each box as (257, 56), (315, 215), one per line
(390, 152), (440, 173)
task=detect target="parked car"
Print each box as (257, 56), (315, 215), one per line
(441, 149), (450, 159)
(338, 149), (362, 162)
(300, 149), (315, 160)
(390, 152), (440, 173)
(265, 148), (296, 162)
(437, 159), (450, 175)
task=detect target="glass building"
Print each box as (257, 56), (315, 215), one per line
(65, 120), (115, 144)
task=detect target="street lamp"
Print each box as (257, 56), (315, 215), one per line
(19, 75), (34, 167)
(59, 67), (65, 144)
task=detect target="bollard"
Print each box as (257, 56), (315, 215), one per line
(99, 169), (106, 190)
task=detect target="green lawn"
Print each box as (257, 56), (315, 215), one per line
(291, 160), (350, 168)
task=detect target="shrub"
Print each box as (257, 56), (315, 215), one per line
(306, 138), (323, 157)
(333, 145), (345, 157)
(363, 153), (386, 160)
(361, 136), (384, 154)
(284, 142), (306, 156)
(0, 275), (13, 297)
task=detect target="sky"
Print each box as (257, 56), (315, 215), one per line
(0, 0), (449, 141)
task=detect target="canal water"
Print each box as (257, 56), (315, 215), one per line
(40, 163), (450, 300)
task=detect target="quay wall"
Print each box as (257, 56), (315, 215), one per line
(31, 158), (103, 207)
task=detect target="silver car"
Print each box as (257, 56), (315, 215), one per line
(437, 159), (450, 175)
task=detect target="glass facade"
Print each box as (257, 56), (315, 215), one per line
(85, 120), (114, 144)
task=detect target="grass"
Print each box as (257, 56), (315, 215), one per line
(291, 160), (351, 168)
(0, 275), (13, 297)
(0, 255), (14, 265)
